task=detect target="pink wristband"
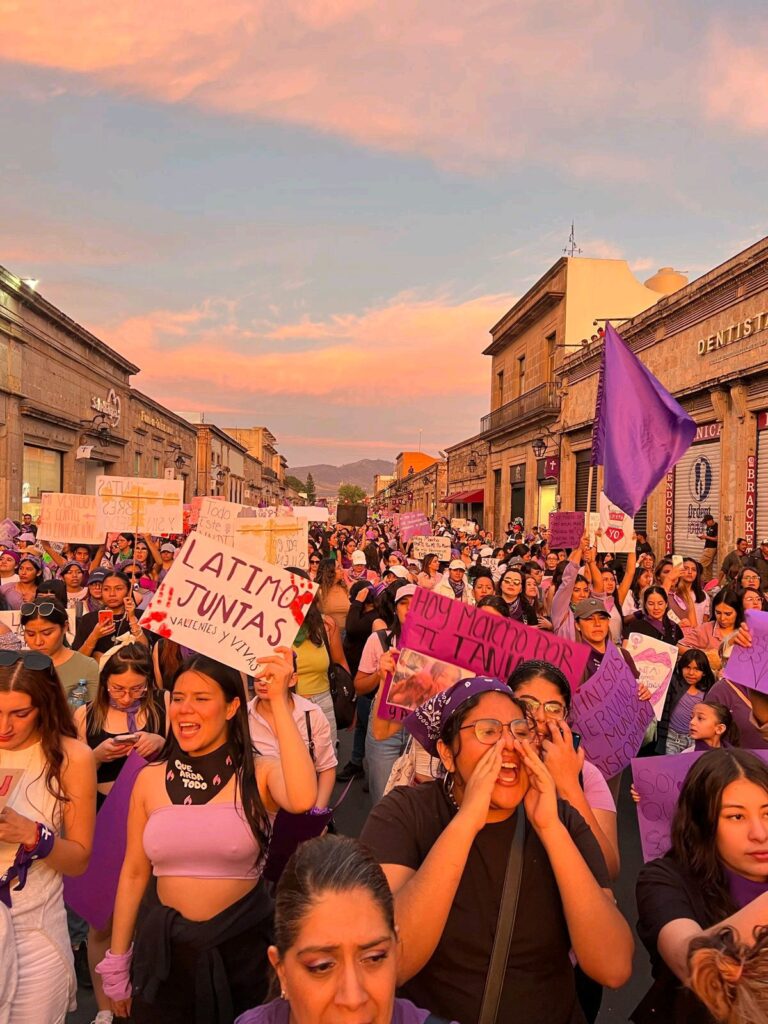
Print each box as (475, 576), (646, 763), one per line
(95, 946), (133, 1001)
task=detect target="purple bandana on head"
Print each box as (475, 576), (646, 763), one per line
(403, 676), (511, 756)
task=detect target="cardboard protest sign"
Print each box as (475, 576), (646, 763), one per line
(570, 643), (654, 778)
(400, 588), (589, 689)
(0, 518), (20, 545)
(141, 532), (317, 674)
(0, 768), (25, 812)
(197, 498), (308, 569)
(377, 648), (472, 722)
(399, 512), (431, 542)
(625, 633), (678, 721)
(548, 511), (584, 550)
(451, 518), (476, 534)
(188, 494), (225, 526)
(95, 476), (183, 535)
(37, 492), (103, 544)
(724, 609), (768, 695)
(337, 503), (367, 527)
(632, 751), (768, 861)
(597, 492), (635, 553)
(411, 535), (452, 562)
(291, 505), (330, 523)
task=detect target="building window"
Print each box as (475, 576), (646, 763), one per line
(496, 370), (505, 406)
(546, 331), (556, 382)
(134, 452), (142, 475)
(152, 457), (160, 478)
(517, 355), (526, 396)
(22, 445), (62, 518)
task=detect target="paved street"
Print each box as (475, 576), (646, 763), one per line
(68, 733), (650, 1024)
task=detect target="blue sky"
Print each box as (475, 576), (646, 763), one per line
(1, 1), (767, 464)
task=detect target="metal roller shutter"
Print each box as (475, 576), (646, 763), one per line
(673, 440), (721, 559)
(575, 452), (597, 513)
(757, 430), (768, 543)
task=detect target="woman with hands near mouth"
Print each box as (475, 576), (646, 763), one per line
(360, 676), (633, 1024)
(99, 647), (318, 1024)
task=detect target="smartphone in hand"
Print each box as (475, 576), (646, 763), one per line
(98, 610), (114, 628)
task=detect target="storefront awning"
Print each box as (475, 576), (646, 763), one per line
(443, 488), (485, 504)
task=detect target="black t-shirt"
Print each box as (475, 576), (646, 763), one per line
(704, 523), (718, 548)
(634, 855), (722, 1023)
(73, 608), (144, 655)
(360, 782), (609, 1024)
(623, 614), (683, 648)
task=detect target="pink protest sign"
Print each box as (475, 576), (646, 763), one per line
(632, 750), (768, 862)
(723, 609), (768, 695)
(570, 643), (653, 779)
(399, 588), (589, 688)
(399, 512), (431, 542)
(548, 511), (585, 550)
(377, 648), (472, 722)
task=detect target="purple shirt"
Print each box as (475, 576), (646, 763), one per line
(235, 997), (455, 1024)
(706, 678), (768, 749)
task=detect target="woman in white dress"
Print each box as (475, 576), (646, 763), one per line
(0, 650), (96, 1024)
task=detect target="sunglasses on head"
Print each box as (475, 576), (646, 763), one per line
(20, 602), (59, 619)
(0, 650), (53, 670)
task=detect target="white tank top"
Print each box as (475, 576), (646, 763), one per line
(0, 741), (64, 873)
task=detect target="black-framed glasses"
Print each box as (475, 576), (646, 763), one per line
(517, 697), (567, 720)
(309, 558), (320, 565)
(20, 602), (58, 619)
(0, 651), (53, 670)
(459, 718), (532, 744)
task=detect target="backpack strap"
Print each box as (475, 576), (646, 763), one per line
(304, 709), (316, 764)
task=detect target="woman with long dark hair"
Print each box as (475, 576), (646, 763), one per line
(668, 558), (710, 626)
(100, 649), (318, 1023)
(21, 597), (98, 701)
(0, 553), (44, 610)
(680, 588), (745, 674)
(73, 571), (147, 664)
(416, 553), (442, 591)
(495, 567), (539, 625)
(0, 651), (96, 1022)
(623, 585), (684, 648)
(635, 750), (768, 1023)
(622, 565), (654, 619)
(235, 835), (459, 1023)
(314, 557), (350, 633)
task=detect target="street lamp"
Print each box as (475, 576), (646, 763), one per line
(531, 437), (547, 459)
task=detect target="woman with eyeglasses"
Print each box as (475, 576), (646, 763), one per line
(73, 571), (147, 664)
(361, 676), (633, 1024)
(307, 553), (321, 582)
(0, 553), (44, 610)
(0, 649), (96, 1023)
(72, 642), (168, 1021)
(21, 598), (99, 702)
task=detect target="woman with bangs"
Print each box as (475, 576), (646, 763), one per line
(100, 649), (318, 1024)
(0, 650), (96, 1022)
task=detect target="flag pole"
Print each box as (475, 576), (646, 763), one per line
(586, 464), (594, 547)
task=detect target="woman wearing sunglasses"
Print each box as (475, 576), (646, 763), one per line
(0, 649), (96, 1023)
(21, 598), (99, 702)
(361, 676), (633, 1024)
(72, 642), (168, 1021)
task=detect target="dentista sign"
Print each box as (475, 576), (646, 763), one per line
(697, 311), (768, 356)
(91, 388), (121, 427)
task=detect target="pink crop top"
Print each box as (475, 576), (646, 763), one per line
(143, 804), (262, 880)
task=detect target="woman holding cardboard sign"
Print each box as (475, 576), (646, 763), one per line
(100, 648), (317, 1023)
(362, 676), (633, 1024)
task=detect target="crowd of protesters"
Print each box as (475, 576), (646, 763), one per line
(0, 510), (766, 1024)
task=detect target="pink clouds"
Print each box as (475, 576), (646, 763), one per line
(703, 26), (768, 132)
(0, 1), (677, 172)
(97, 289), (512, 409)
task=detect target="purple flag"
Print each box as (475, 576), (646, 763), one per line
(591, 323), (695, 516)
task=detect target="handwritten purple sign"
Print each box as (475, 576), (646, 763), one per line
(570, 643), (653, 779)
(548, 511), (585, 550)
(632, 750), (768, 861)
(400, 587), (589, 689)
(64, 751), (147, 929)
(724, 609), (768, 695)
(399, 512), (431, 543)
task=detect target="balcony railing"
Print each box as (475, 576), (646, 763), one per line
(480, 382), (560, 437)
(262, 467), (278, 481)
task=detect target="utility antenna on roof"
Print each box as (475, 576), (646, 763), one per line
(563, 222), (582, 258)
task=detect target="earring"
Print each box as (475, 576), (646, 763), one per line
(281, 989), (287, 1000)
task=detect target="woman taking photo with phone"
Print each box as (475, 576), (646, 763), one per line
(73, 642), (169, 1022)
(361, 676), (633, 1024)
(73, 571), (147, 663)
(99, 649), (317, 1023)
(0, 650), (96, 1023)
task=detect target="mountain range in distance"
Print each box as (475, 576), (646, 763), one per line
(287, 458), (394, 497)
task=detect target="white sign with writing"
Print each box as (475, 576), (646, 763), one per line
(95, 476), (184, 535)
(411, 535), (452, 561)
(197, 498), (308, 568)
(597, 492), (635, 554)
(141, 533), (317, 675)
(451, 518), (476, 534)
(625, 632), (678, 721)
(291, 505), (330, 523)
(38, 493), (103, 544)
